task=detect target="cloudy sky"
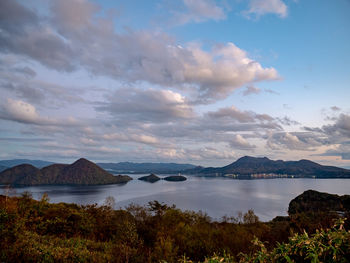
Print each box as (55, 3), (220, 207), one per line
(0, 0), (349, 167)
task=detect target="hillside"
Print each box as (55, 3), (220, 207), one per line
(1, 190), (349, 262)
(0, 158), (132, 186)
(54, 158), (131, 185)
(0, 164), (44, 185)
(41, 163), (68, 183)
(188, 156), (350, 178)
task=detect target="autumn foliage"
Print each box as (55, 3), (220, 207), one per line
(0, 192), (349, 262)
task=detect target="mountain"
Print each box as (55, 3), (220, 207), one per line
(187, 156), (350, 178)
(41, 163), (69, 183)
(0, 164), (44, 185)
(97, 162), (196, 174)
(0, 158), (132, 186)
(0, 159), (54, 168)
(54, 158), (131, 185)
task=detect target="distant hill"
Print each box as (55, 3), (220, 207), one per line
(0, 158), (132, 186)
(0, 159), (54, 168)
(0, 165), (8, 172)
(186, 156), (350, 178)
(97, 162), (196, 174)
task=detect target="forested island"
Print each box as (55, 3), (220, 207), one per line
(138, 174), (187, 183)
(138, 173), (161, 183)
(1, 190), (349, 262)
(0, 158), (132, 186)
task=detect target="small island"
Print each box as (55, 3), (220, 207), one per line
(163, 175), (187, 182)
(138, 174), (160, 183)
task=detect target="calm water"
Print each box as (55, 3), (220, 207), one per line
(3, 175), (350, 221)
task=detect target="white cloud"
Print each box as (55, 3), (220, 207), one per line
(244, 0), (288, 18)
(97, 88), (194, 123)
(80, 138), (99, 146)
(243, 86), (261, 96)
(102, 132), (160, 146)
(2, 98), (40, 124)
(175, 0), (227, 25)
(0, 98), (80, 127)
(230, 134), (256, 150)
(155, 146), (236, 162)
(0, 0), (278, 103)
(266, 132), (325, 151)
(184, 42), (278, 102)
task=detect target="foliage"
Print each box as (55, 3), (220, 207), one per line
(240, 218), (350, 263)
(0, 193), (348, 262)
(193, 219), (350, 263)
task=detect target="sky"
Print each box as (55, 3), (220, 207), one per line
(0, 0), (349, 167)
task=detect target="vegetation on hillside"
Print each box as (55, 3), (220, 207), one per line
(181, 219), (350, 262)
(0, 158), (132, 186)
(0, 190), (349, 262)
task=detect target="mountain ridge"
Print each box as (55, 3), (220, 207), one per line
(1, 156), (349, 179)
(0, 159), (54, 168)
(186, 156), (350, 178)
(0, 159), (197, 173)
(0, 158), (132, 186)
(97, 162), (196, 174)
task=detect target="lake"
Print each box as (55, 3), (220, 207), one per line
(3, 175), (350, 221)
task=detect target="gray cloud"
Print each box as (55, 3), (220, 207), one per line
(320, 143), (350, 160)
(243, 85), (261, 96)
(0, 82), (45, 105)
(277, 116), (300, 126)
(303, 114), (350, 147)
(0, 59), (86, 107)
(0, 0), (38, 33)
(264, 88), (280, 95)
(331, 106), (341, 111)
(0, 0), (278, 103)
(0, 0), (75, 71)
(266, 131), (327, 151)
(13, 66), (36, 78)
(137, 105), (281, 149)
(207, 106), (276, 124)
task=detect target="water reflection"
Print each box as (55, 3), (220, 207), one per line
(3, 177), (350, 221)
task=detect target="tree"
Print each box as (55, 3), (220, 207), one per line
(243, 209), (259, 224)
(103, 196), (116, 209)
